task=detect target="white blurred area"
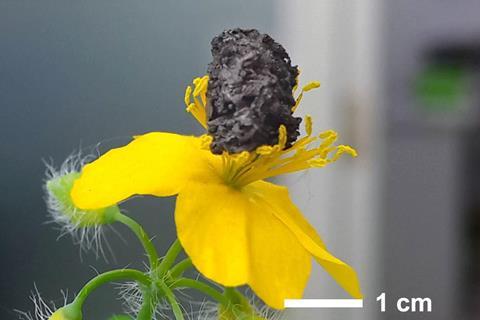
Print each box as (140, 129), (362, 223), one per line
(273, 1), (480, 320)
(275, 1), (384, 319)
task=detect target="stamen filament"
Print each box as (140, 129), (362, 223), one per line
(230, 124), (357, 187)
(185, 76), (209, 129)
(292, 81), (320, 112)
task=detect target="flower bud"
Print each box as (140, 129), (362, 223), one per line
(44, 153), (121, 256)
(46, 171), (119, 227)
(48, 304), (82, 320)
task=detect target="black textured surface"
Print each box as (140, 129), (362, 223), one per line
(206, 28), (301, 154)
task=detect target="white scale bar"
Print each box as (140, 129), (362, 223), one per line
(284, 299), (364, 309)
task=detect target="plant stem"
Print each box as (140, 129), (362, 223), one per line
(223, 287), (244, 307)
(136, 288), (155, 320)
(73, 269), (150, 307)
(170, 278), (229, 305)
(169, 258), (193, 278)
(157, 239), (182, 275)
(159, 282), (184, 320)
(115, 213), (159, 269)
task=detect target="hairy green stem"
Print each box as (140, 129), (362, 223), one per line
(157, 239), (182, 276)
(115, 213), (160, 269)
(159, 282), (184, 320)
(223, 287), (245, 307)
(73, 269), (150, 307)
(169, 258), (193, 278)
(136, 288), (155, 320)
(170, 278), (229, 305)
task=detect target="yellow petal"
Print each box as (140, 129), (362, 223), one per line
(71, 132), (221, 209)
(175, 180), (312, 309)
(247, 180), (363, 299)
(176, 181), (250, 286)
(246, 188), (312, 309)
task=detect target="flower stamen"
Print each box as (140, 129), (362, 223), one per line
(224, 118), (357, 187)
(184, 76), (208, 129)
(184, 75), (354, 188)
(292, 81), (321, 112)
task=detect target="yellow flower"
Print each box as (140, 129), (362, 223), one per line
(70, 76), (362, 309)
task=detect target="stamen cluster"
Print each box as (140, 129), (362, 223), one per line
(186, 75), (356, 188)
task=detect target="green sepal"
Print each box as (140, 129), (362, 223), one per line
(49, 303), (83, 320)
(46, 172), (120, 226)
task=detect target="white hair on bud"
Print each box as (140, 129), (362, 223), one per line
(43, 150), (114, 262)
(44, 149), (96, 181)
(15, 285), (67, 320)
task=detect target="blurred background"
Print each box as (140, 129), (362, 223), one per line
(1, 0), (479, 319)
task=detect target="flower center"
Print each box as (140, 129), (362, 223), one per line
(200, 124), (357, 188)
(185, 74), (356, 186)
